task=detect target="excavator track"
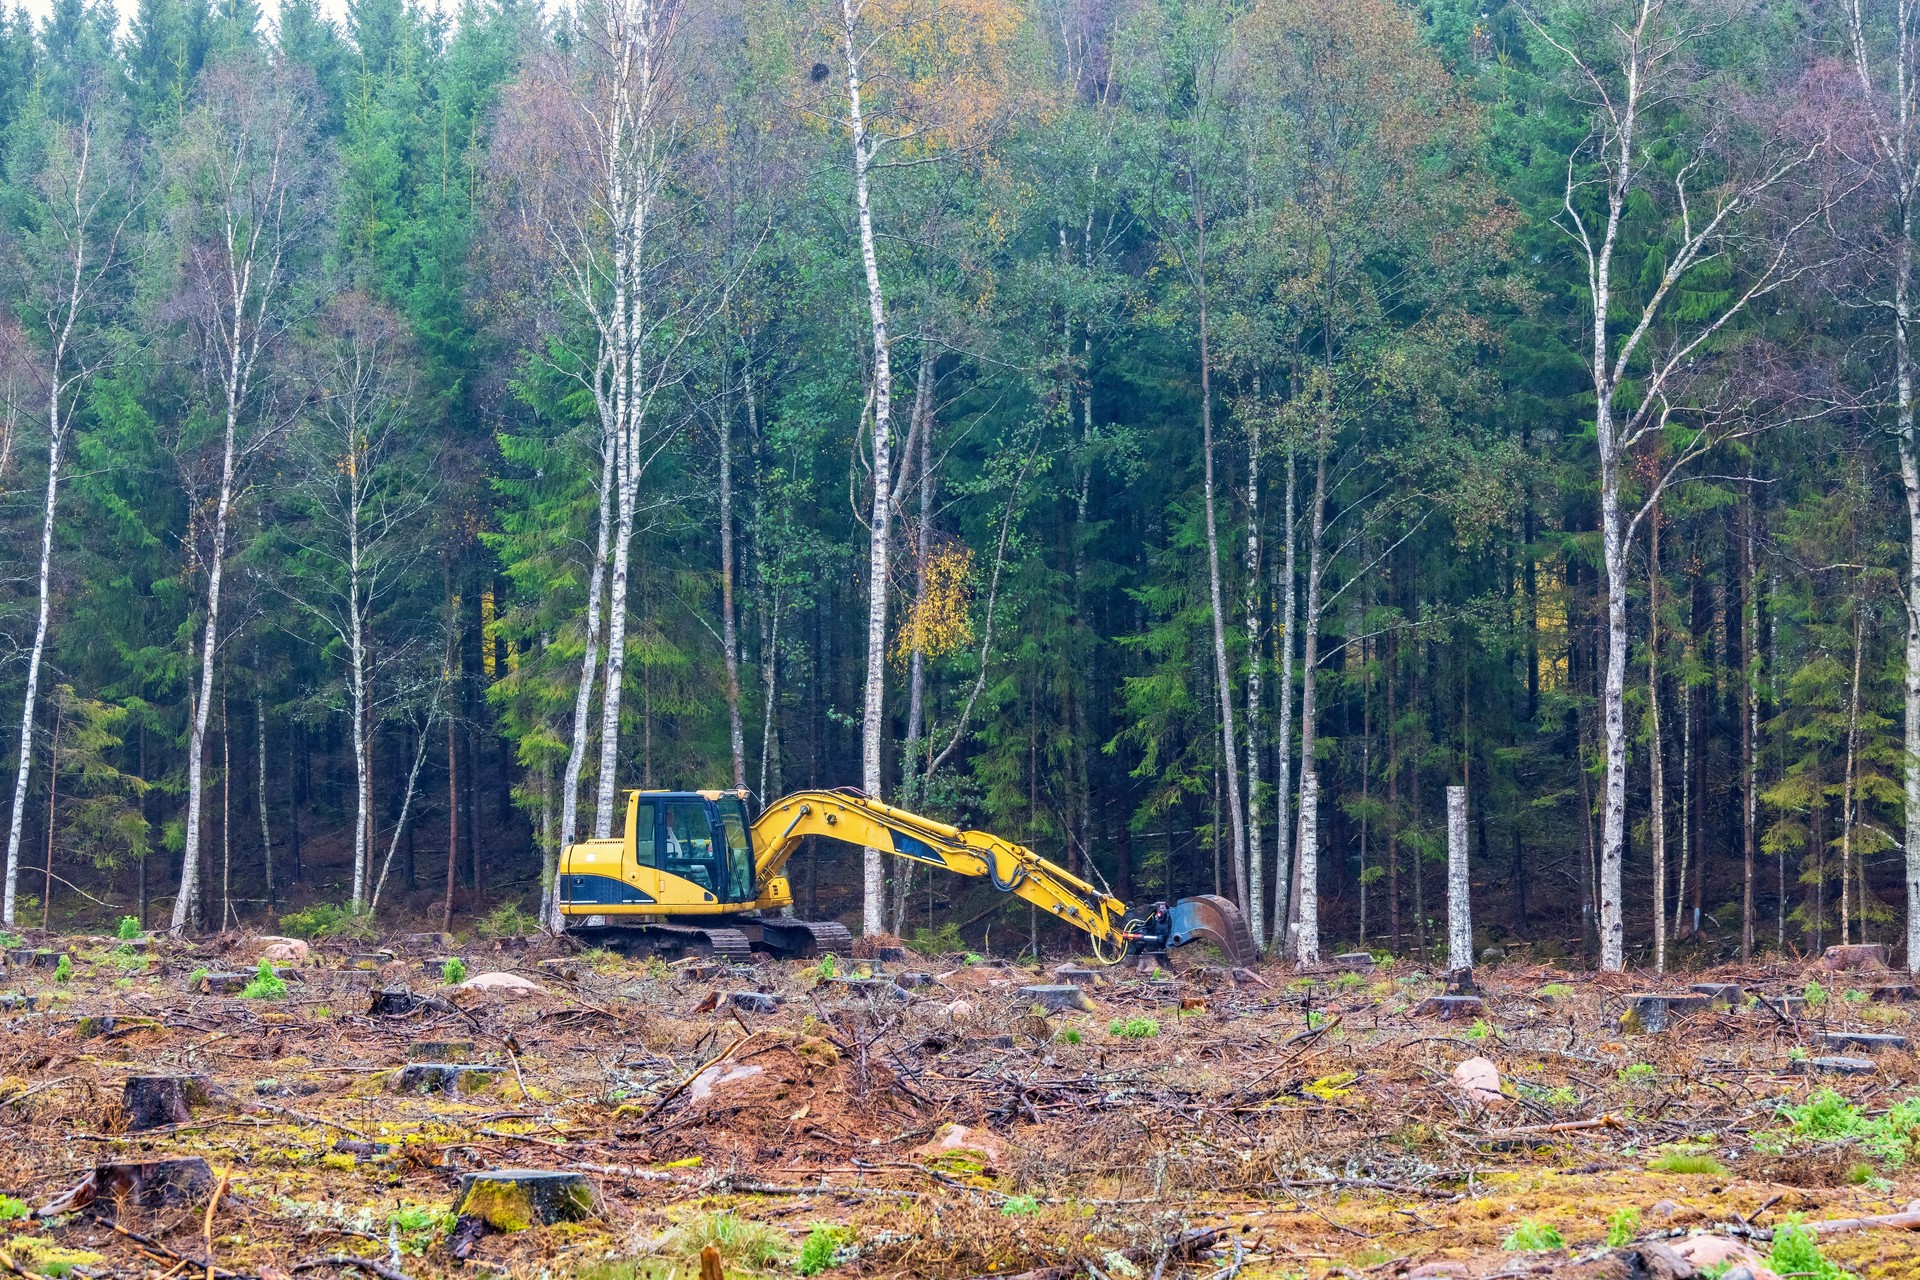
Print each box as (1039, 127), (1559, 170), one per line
(594, 924), (754, 963)
(755, 918), (855, 960)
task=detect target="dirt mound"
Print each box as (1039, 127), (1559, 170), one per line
(657, 1033), (915, 1164)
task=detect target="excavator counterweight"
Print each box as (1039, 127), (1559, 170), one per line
(554, 786), (1257, 967)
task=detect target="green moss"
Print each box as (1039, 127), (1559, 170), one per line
(1108, 1016), (1159, 1039)
(1500, 1220), (1566, 1251)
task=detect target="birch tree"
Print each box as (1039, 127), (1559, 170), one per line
(1841, 0), (1920, 975)
(0, 93), (139, 927)
(165, 57), (326, 933)
(1527, 0), (1831, 970)
(491, 0), (693, 859)
(276, 293), (433, 911)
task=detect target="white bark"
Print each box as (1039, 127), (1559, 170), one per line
(1289, 441), (1329, 961)
(1270, 443), (1296, 949)
(1446, 784), (1470, 972)
(1844, 0), (1920, 972)
(1244, 405), (1264, 949)
(1649, 517), (1666, 974)
(559, 446), (614, 853)
(840, 0), (896, 936)
(2, 114), (130, 927)
(1296, 770), (1319, 964)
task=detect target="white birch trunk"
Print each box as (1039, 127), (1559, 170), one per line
(1446, 784), (1470, 973)
(1289, 442), (1328, 962)
(558, 443), (615, 855)
(1244, 407), (1264, 949)
(1271, 443), (1296, 949)
(1197, 284), (1249, 916)
(840, 0), (896, 936)
(719, 389), (746, 790)
(1297, 770), (1318, 964)
(1648, 519), (1665, 974)
(3, 422), (61, 928)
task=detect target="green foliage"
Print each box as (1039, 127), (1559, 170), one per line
(663, 1212), (788, 1269)
(1648, 1149), (1728, 1176)
(475, 900), (539, 939)
(1000, 1195), (1041, 1217)
(816, 953), (838, 980)
(115, 917), (141, 941)
(1538, 984), (1573, 999)
(277, 903), (374, 941)
(0, 1195), (29, 1221)
(1767, 1221), (1853, 1280)
(52, 954), (71, 983)
(388, 1205), (454, 1256)
(442, 958), (467, 986)
(1500, 1220), (1566, 1251)
(241, 959), (288, 1000)
(1466, 1019), (1491, 1040)
(908, 923), (966, 957)
(1804, 982), (1828, 1008)
(1062, 1028), (1082, 1045)
(1108, 1017), (1160, 1039)
(1619, 1063), (1657, 1084)
(797, 1224), (845, 1275)
(189, 967), (210, 988)
(1605, 1207), (1639, 1248)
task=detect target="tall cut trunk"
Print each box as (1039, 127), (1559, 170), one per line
(1842, 602), (1865, 946)
(40, 705), (61, 931)
(558, 373), (617, 853)
(1446, 784), (1469, 972)
(1742, 485), (1758, 958)
(1649, 514), (1666, 974)
(1196, 266), (1248, 917)
(1244, 399), (1264, 948)
(719, 386), (746, 790)
(256, 675), (273, 911)
(595, 434), (638, 837)
(894, 353), (935, 935)
(841, 0), (896, 937)
(1270, 443), (1296, 948)
(1289, 439), (1329, 963)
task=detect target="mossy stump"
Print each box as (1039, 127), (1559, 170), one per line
(197, 972), (250, 995)
(395, 1063), (501, 1095)
(1052, 964), (1101, 987)
(825, 976), (908, 1001)
(407, 1040), (477, 1061)
(346, 951), (395, 971)
(1333, 952), (1376, 973)
(8, 949), (67, 971)
(41, 1157), (214, 1216)
(1412, 994), (1483, 1021)
(1616, 993), (1710, 1034)
(1823, 943), (1889, 972)
(453, 1169), (597, 1231)
(123, 1075), (205, 1131)
(1687, 983), (1743, 1010)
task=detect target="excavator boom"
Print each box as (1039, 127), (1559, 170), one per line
(749, 788), (1254, 966)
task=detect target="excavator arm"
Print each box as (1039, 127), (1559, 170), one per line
(750, 788), (1254, 966)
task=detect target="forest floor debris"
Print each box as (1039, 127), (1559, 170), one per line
(1, 934), (1919, 1277)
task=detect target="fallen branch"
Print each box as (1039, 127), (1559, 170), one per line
(1803, 1210), (1920, 1236)
(1471, 1115), (1622, 1139)
(292, 1256), (417, 1280)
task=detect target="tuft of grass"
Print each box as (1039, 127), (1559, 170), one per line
(52, 954), (72, 983)
(241, 958), (288, 1000)
(1605, 1207), (1639, 1248)
(1648, 1149), (1728, 1176)
(1767, 1220), (1854, 1280)
(1500, 1220), (1566, 1251)
(1000, 1194), (1041, 1217)
(475, 899), (539, 939)
(115, 916), (141, 941)
(1108, 1016), (1160, 1040)
(1061, 1028), (1082, 1045)
(663, 1212), (788, 1269)
(442, 957), (467, 986)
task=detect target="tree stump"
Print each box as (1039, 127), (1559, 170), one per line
(824, 976), (908, 1001)
(1332, 953), (1376, 973)
(38, 1157), (214, 1216)
(1817, 1031), (1910, 1053)
(1800, 1055), (1875, 1075)
(1052, 964), (1102, 987)
(1020, 984), (1097, 1014)
(1870, 984), (1919, 1003)
(1616, 993), (1710, 1034)
(723, 991), (782, 1014)
(8, 949), (66, 971)
(370, 988), (424, 1017)
(398, 932), (455, 953)
(1823, 944), (1889, 973)
(197, 972), (250, 995)
(1688, 983), (1744, 1010)
(895, 971), (936, 989)
(408, 1040), (478, 1061)
(346, 951), (395, 971)
(395, 1063), (502, 1095)
(122, 1075), (205, 1131)
(452, 1169), (597, 1231)
(1412, 994), (1484, 1021)
(700, 1243), (725, 1280)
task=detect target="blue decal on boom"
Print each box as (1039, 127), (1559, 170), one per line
(891, 831), (947, 866)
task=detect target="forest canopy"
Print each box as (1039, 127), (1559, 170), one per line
(1, 0), (1914, 974)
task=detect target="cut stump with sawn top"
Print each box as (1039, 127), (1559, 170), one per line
(454, 1169), (598, 1231)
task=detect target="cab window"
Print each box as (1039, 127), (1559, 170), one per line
(715, 797), (753, 900)
(661, 801), (718, 892)
(631, 801), (657, 869)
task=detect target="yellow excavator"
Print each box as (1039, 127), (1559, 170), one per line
(554, 786), (1255, 967)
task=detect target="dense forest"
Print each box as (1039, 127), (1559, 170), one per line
(2, 0), (1916, 972)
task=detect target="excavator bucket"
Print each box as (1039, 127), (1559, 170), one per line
(1165, 894), (1258, 967)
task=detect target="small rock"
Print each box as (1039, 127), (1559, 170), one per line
(453, 1169), (597, 1231)
(1451, 1056), (1504, 1104)
(1020, 984), (1096, 1014)
(1406, 1265), (1470, 1279)
(914, 1121), (1005, 1170)
(259, 939), (309, 965)
(1671, 1236), (1776, 1280)
(1625, 1241), (1698, 1280)
(1479, 946), (1506, 965)
(1649, 1200), (1684, 1220)
(1332, 952), (1375, 972)
(398, 932), (455, 953)
(687, 1059), (764, 1104)
(943, 999), (975, 1022)
(1823, 943), (1888, 972)
(456, 971), (544, 994)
